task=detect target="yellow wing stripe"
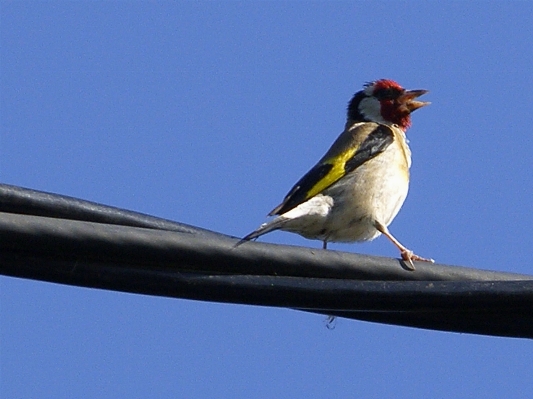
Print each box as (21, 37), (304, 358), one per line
(303, 147), (357, 200)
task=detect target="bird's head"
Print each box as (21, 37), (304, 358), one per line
(347, 79), (429, 131)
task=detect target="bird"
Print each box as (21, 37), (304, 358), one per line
(238, 79), (433, 270)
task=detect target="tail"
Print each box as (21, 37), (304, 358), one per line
(234, 217), (287, 247)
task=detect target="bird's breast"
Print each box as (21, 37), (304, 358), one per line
(323, 134), (410, 240)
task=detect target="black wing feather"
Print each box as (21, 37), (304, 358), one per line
(343, 124), (394, 174)
(270, 124), (394, 216)
(268, 163), (333, 216)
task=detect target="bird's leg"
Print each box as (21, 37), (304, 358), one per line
(322, 241), (328, 250)
(374, 221), (434, 270)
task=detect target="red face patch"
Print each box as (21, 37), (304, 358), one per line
(373, 79), (403, 92)
(380, 100), (412, 130)
(373, 80), (412, 130)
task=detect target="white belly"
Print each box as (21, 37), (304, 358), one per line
(281, 138), (410, 243)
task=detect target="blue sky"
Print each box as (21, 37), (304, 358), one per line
(2, 2), (533, 398)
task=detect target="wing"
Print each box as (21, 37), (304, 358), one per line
(269, 123), (394, 216)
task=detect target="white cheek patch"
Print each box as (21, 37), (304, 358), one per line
(358, 97), (386, 123)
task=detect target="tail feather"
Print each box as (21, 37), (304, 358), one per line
(234, 217), (287, 247)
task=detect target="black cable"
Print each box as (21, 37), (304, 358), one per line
(0, 183), (223, 237)
(1, 184), (532, 338)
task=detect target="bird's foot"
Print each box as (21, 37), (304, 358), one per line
(400, 250), (434, 271)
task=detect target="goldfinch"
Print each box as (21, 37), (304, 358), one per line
(240, 79), (433, 270)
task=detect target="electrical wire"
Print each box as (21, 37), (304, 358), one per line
(1, 184), (532, 338)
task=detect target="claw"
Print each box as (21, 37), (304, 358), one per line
(400, 249), (434, 271)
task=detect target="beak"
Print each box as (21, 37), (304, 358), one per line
(398, 89), (430, 113)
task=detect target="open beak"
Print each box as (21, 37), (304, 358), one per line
(398, 89), (430, 113)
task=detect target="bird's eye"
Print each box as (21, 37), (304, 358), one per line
(375, 88), (400, 101)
